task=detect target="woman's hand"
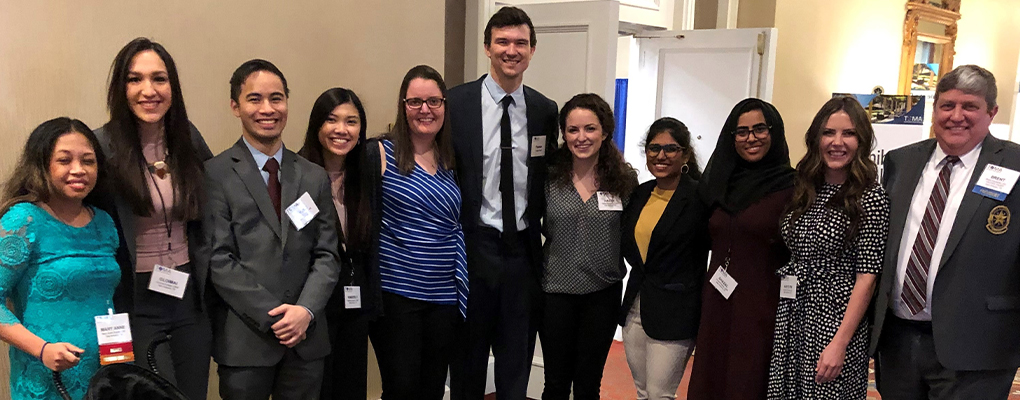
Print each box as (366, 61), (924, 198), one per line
(41, 342), (83, 372)
(814, 339), (846, 383)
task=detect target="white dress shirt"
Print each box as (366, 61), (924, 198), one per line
(892, 142), (982, 320)
(479, 74), (529, 232)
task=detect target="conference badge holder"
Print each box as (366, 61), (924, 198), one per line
(95, 307), (134, 365)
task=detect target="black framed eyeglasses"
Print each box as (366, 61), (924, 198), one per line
(645, 144), (684, 157)
(732, 123), (771, 141)
(403, 97), (446, 109)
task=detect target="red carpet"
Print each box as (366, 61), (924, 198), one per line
(486, 341), (1020, 399)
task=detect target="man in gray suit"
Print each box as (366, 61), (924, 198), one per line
(205, 59), (340, 400)
(871, 64), (1020, 399)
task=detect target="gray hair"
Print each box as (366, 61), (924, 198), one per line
(935, 64), (998, 110)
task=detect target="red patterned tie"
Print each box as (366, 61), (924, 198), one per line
(263, 157), (281, 219)
(901, 155), (960, 315)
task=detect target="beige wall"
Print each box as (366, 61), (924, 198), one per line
(772, 0), (906, 161)
(0, 0), (445, 178)
(954, 0), (1020, 124)
(737, 0), (776, 28)
(0, 1), (445, 398)
(771, 0), (1020, 161)
(694, 0), (718, 29)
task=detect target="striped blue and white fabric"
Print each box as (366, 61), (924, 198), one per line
(378, 139), (469, 317)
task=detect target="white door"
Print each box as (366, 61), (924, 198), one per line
(469, 1), (621, 107)
(624, 28), (778, 181)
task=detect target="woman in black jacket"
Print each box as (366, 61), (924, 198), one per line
(297, 87), (382, 400)
(620, 117), (710, 399)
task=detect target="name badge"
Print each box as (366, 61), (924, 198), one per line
(780, 275), (798, 299)
(597, 191), (624, 211)
(95, 313), (134, 365)
(972, 164), (1020, 201)
(147, 265), (189, 299)
(530, 136), (547, 157)
(286, 192), (320, 230)
(344, 286), (362, 309)
(709, 267), (738, 299)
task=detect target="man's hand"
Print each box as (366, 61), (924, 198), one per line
(268, 304), (312, 348)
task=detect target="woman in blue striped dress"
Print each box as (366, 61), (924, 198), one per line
(368, 65), (468, 400)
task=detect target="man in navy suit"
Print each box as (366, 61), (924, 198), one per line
(448, 6), (559, 400)
(871, 64), (1020, 399)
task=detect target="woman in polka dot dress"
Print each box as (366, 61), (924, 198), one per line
(766, 96), (890, 399)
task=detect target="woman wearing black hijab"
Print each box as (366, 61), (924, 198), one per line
(687, 98), (795, 400)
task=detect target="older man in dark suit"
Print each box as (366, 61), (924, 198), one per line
(448, 6), (559, 400)
(871, 64), (1020, 399)
(205, 59), (340, 400)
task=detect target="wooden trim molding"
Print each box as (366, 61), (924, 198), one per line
(898, 0), (961, 94)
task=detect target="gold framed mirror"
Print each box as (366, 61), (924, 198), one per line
(898, 0), (962, 95)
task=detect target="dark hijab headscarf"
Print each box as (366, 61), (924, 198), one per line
(699, 98), (795, 213)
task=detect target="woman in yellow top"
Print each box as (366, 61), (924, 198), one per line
(619, 117), (710, 399)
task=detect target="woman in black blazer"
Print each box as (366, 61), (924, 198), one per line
(620, 117), (710, 400)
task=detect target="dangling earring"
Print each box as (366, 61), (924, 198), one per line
(681, 164), (690, 175)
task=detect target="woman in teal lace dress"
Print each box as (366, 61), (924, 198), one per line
(0, 117), (120, 399)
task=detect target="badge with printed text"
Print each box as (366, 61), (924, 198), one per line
(286, 192), (320, 231)
(972, 164), (1020, 201)
(986, 205), (1010, 235)
(530, 136), (547, 157)
(709, 267), (737, 299)
(95, 313), (134, 365)
(596, 191), (624, 211)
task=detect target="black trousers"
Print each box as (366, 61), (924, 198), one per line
(452, 228), (540, 400)
(132, 270), (211, 400)
(539, 281), (622, 400)
(320, 306), (371, 400)
(875, 313), (1015, 400)
(370, 292), (460, 400)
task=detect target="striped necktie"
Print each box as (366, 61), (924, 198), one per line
(901, 155), (960, 315)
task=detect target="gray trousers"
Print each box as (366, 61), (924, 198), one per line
(217, 349), (325, 400)
(875, 313), (1015, 400)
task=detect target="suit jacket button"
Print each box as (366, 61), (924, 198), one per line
(285, 290), (293, 297)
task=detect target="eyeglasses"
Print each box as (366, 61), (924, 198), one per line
(403, 97), (446, 109)
(645, 144), (684, 157)
(733, 124), (771, 141)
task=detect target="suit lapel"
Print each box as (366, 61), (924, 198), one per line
(524, 86), (542, 194)
(939, 135), (1003, 266)
(467, 77), (485, 199)
(622, 182), (653, 270)
(230, 140), (282, 239)
(279, 150), (300, 247)
(885, 141), (935, 265)
(115, 196), (139, 262)
(646, 178), (692, 267)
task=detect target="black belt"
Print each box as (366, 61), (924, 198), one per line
(887, 312), (933, 332)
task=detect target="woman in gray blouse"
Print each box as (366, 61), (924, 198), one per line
(539, 93), (637, 400)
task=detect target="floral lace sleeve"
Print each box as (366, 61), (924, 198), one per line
(0, 204), (36, 326)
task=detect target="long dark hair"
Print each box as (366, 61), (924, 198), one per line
(641, 117), (702, 180)
(104, 37), (205, 221)
(548, 93), (636, 198)
(787, 96), (878, 244)
(384, 65), (456, 175)
(1, 118), (108, 215)
(298, 88), (371, 249)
